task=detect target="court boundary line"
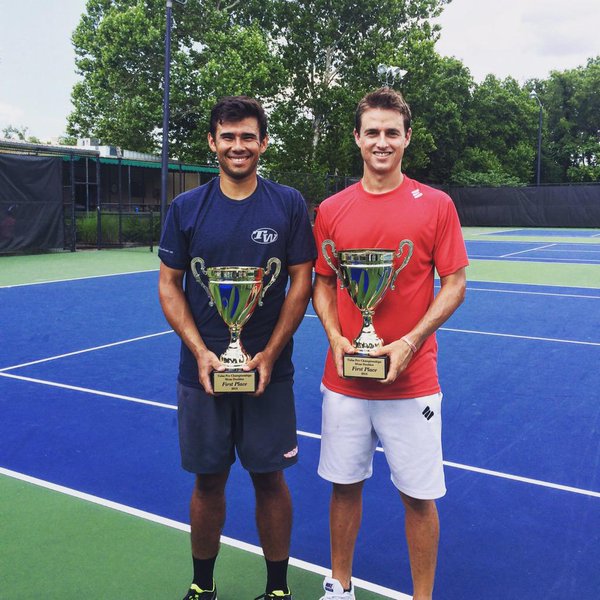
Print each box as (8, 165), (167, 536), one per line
(468, 255), (600, 264)
(0, 268), (159, 289)
(1, 320), (598, 374)
(500, 243), (556, 258)
(2, 271), (598, 293)
(0, 466), (411, 600)
(0, 330), (174, 372)
(459, 287), (600, 299)
(1, 372), (598, 499)
(439, 327), (600, 346)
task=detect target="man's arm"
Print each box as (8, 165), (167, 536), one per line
(312, 272), (356, 378)
(245, 260), (314, 395)
(371, 267), (467, 384)
(158, 262), (223, 395)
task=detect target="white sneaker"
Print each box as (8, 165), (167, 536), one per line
(319, 577), (355, 600)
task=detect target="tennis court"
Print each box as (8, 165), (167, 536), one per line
(1, 227), (599, 599)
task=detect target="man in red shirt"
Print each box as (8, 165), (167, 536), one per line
(312, 88), (468, 600)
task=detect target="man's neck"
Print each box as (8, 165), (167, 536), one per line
(361, 169), (404, 194)
(219, 172), (259, 200)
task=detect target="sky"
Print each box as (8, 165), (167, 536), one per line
(0, 0), (598, 142)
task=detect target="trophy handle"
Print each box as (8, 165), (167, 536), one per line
(259, 257), (282, 306)
(190, 257), (214, 306)
(390, 239), (414, 290)
(322, 239), (345, 287)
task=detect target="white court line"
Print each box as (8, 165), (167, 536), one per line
(0, 268), (159, 289)
(4, 320), (595, 375)
(500, 243), (556, 258)
(469, 254), (600, 264)
(535, 249), (600, 254)
(442, 461), (600, 498)
(464, 287), (600, 299)
(440, 327), (600, 346)
(0, 330), (174, 372)
(0, 372), (176, 410)
(304, 316), (599, 346)
(0, 466), (410, 600)
(471, 229), (524, 236)
(1, 371), (598, 499)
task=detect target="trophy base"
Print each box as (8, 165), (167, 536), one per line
(211, 369), (259, 394)
(343, 354), (389, 380)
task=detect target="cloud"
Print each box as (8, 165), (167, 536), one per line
(434, 0), (600, 82)
(521, 2), (599, 58)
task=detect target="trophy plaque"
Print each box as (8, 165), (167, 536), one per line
(322, 239), (413, 379)
(190, 257), (281, 393)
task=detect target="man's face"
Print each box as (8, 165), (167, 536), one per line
(354, 108), (411, 178)
(208, 117), (268, 180)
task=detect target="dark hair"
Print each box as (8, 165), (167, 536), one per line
(355, 87), (412, 134)
(209, 96), (268, 141)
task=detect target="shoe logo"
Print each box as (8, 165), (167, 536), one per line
(284, 446), (298, 459)
(251, 227), (278, 244)
(422, 406), (434, 420)
(325, 583), (334, 592)
(411, 189), (423, 199)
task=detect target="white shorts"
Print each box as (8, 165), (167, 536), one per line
(318, 384), (446, 500)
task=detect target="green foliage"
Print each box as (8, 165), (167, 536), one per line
(76, 211), (158, 245)
(535, 57), (600, 183)
(452, 75), (537, 185)
(66, 1), (599, 187)
(2, 124), (41, 144)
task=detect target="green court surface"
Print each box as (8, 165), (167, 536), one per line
(1, 229), (598, 289)
(0, 473), (395, 600)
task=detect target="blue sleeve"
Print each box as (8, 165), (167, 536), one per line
(158, 199), (190, 270)
(287, 191), (317, 266)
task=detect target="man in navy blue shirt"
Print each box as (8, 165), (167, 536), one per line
(159, 96), (316, 600)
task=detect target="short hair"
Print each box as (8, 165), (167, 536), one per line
(209, 96), (268, 141)
(355, 87), (412, 134)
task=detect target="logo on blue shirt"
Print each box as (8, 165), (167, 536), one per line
(251, 227), (278, 244)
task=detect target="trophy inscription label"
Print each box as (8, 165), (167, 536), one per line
(322, 239), (413, 380)
(190, 257), (281, 393)
(212, 371), (259, 394)
(343, 355), (389, 380)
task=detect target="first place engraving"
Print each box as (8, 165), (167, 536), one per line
(322, 240), (413, 380)
(190, 257), (281, 393)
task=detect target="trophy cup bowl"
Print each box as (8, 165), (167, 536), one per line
(322, 239), (413, 379)
(190, 257), (281, 393)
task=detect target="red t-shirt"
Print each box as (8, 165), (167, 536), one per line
(313, 176), (468, 399)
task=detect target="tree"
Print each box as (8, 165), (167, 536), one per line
(2, 125), (42, 145)
(401, 53), (473, 182)
(68, 0), (284, 162)
(538, 57), (600, 182)
(68, 0), (452, 174)
(260, 0), (452, 175)
(451, 75), (538, 186)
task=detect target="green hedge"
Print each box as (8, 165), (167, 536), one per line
(76, 212), (159, 246)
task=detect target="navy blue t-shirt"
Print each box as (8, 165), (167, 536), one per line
(158, 176), (317, 388)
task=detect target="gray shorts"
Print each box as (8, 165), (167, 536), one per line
(177, 379), (298, 474)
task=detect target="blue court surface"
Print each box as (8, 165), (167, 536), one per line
(465, 240), (600, 264)
(1, 258), (599, 599)
(477, 228), (600, 238)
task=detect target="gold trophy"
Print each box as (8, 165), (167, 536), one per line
(190, 257), (281, 393)
(322, 240), (413, 379)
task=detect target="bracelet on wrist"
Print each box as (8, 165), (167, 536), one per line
(400, 336), (417, 354)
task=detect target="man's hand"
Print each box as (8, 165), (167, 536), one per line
(369, 339), (414, 385)
(196, 348), (225, 396)
(244, 350), (276, 396)
(330, 333), (356, 378)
